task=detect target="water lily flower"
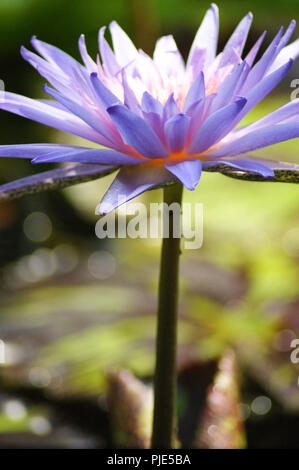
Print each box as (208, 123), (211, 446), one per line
(1, 3), (299, 213)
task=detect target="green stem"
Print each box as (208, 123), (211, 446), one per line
(151, 182), (183, 449)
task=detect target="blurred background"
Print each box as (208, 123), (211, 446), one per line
(0, 0), (299, 449)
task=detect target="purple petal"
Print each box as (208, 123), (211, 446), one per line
(210, 62), (247, 113)
(268, 38), (299, 75)
(233, 62), (251, 96)
(187, 3), (219, 69)
(209, 122), (299, 157)
(122, 71), (141, 115)
(239, 99), (299, 133)
(98, 27), (120, 76)
(188, 98), (247, 154)
(78, 34), (97, 73)
(203, 158), (274, 177)
(183, 72), (205, 113)
(0, 144), (83, 159)
(32, 148), (142, 166)
(186, 99), (205, 140)
(241, 27), (284, 93)
(164, 159), (202, 190)
(220, 12), (253, 66)
(276, 20), (297, 55)
(245, 31), (267, 67)
(30, 37), (89, 97)
(142, 111), (165, 143)
(153, 35), (185, 77)
(107, 105), (168, 158)
(97, 164), (174, 215)
(20, 46), (76, 100)
(141, 92), (163, 116)
(21, 46), (66, 80)
(90, 73), (121, 108)
(200, 93), (217, 121)
(187, 48), (206, 79)
(164, 114), (190, 153)
(163, 93), (179, 122)
(231, 59), (293, 127)
(0, 91), (109, 145)
(31, 36), (87, 78)
(0, 164), (116, 201)
(109, 21), (138, 68)
(29, 39), (94, 103)
(43, 84), (121, 147)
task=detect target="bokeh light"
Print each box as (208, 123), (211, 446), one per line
(88, 250), (116, 280)
(23, 212), (52, 243)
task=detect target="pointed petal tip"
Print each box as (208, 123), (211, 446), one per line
(95, 203), (102, 215)
(181, 175), (201, 191)
(259, 30), (267, 42)
(42, 83), (50, 94)
(164, 159), (202, 190)
(20, 45), (31, 60)
(95, 199), (116, 216)
(287, 58), (294, 69)
(30, 35), (38, 47)
(109, 20), (118, 29)
(98, 26), (106, 40)
(210, 3), (219, 14)
(95, 202), (115, 216)
(184, 181), (198, 191)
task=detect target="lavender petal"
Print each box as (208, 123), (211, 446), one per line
(109, 21), (138, 68)
(0, 144), (86, 159)
(189, 98), (247, 154)
(0, 91), (109, 146)
(187, 4), (219, 69)
(241, 27), (284, 93)
(233, 59), (293, 127)
(164, 159), (202, 190)
(107, 105), (168, 158)
(220, 12), (253, 67)
(209, 122), (299, 158)
(164, 114), (190, 153)
(183, 72), (205, 113)
(141, 92), (163, 116)
(163, 93), (179, 122)
(90, 72), (121, 108)
(268, 38), (299, 75)
(78, 34), (98, 73)
(32, 148), (142, 166)
(245, 31), (267, 67)
(97, 164), (174, 215)
(98, 27), (120, 76)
